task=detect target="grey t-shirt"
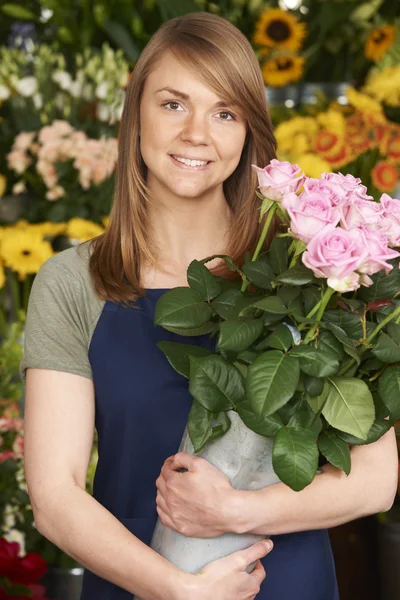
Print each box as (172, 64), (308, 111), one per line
(20, 242), (105, 383)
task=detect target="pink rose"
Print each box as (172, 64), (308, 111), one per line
(379, 193), (400, 247)
(282, 191), (340, 243)
(303, 178), (348, 208)
(302, 224), (368, 292)
(340, 198), (384, 230)
(252, 159), (304, 202)
(322, 172), (372, 200)
(0, 450), (14, 464)
(348, 226), (400, 276)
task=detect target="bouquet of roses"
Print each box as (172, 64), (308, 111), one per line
(152, 159), (400, 492)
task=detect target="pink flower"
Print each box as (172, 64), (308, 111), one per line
(7, 150), (31, 174)
(322, 172), (372, 201)
(303, 178), (348, 208)
(13, 132), (35, 152)
(302, 224), (368, 291)
(282, 191), (341, 243)
(12, 435), (24, 459)
(0, 450), (14, 464)
(348, 226), (400, 276)
(340, 198), (384, 230)
(0, 417), (23, 432)
(252, 159), (304, 202)
(379, 193), (400, 247)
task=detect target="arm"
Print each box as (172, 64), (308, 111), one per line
(156, 426), (398, 537)
(24, 368), (191, 600)
(233, 426), (399, 536)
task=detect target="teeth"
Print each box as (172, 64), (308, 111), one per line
(173, 156), (208, 167)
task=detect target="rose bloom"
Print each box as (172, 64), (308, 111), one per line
(0, 450), (14, 464)
(282, 190), (340, 243)
(340, 197), (384, 230)
(379, 193), (400, 247)
(0, 417), (24, 432)
(302, 177), (348, 207)
(302, 224), (369, 292)
(7, 150), (31, 175)
(348, 225), (400, 275)
(322, 172), (372, 200)
(13, 132), (36, 152)
(252, 159), (304, 202)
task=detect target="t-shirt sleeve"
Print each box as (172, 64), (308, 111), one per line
(19, 253), (93, 383)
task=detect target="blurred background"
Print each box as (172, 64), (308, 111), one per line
(0, 1), (399, 599)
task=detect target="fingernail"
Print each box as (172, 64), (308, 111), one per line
(263, 540), (273, 551)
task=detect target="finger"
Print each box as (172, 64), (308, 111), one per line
(171, 452), (197, 472)
(156, 506), (176, 530)
(249, 560), (267, 585)
(235, 540), (274, 571)
(156, 490), (170, 515)
(156, 475), (168, 496)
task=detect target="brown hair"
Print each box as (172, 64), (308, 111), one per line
(88, 11), (277, 306)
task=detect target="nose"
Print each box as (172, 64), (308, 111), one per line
(180, 110), (211, 146)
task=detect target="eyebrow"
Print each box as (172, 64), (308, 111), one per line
(155, 86), (235, 109)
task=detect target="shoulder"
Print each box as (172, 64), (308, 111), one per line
(37, 241), (92, 281)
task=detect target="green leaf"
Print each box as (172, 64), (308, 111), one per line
(337, 420), (391, 446)
(211, 289), (243, 320)
(276, 264), (315, 286)
(242, 258), (274, 290)
(156, 341), (214, 378)
(323, 310), (363, 340)
(317, 331), (345, 362)
(387, 322), (400, 346)
(188, 402), (231, 453)
(349, 0), (383, 22)
(304, 375), (325, 397)
(102, 20), (140, 61)
(154, 287), (213, 329)
(372, 332), (400, 363)
(268, 237), (289, 275)
(321, 377), (375, 440)
(318, 430), (351, 475)
(217, 318), (264, 352)
(287, 401), (322, 436)
(1, 3), (37, 19)
(378, 366), (400, 423)
(236, 350), (259, 364)
(189, 355), (245, 412)
(290, 345), (340, 378)
(236, 401), (283, 437)
(187, 260), (223, 301)
(241, 296), (288, 316)
(358, 259), (400, 302)
(273, 426), (319, 491)
(256, 323), (294, 352)
(160, 322), (216, 336)
(156, 0), (200, 19)
(321, 321), (361, 364)
(246, 351), (300, 417)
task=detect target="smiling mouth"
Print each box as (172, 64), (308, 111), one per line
(170, 155), (211, 167)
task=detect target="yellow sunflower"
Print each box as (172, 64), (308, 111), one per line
(296, 153), (332, 178)
(30, 222), (67, 238)
(101, 215), (110, 229)
(66, 218), (104, 242)
(0, 228), (54, 280)
(371, 161), (398, 192)
(253, 8), (306, 52)
(0, 262), (5, 289)
(363, 66), (400, 107)
(346, 87), (383, 115)
(262, 55), (304, 87)
(365, 25), (396, 62)
(317, 111), (346, 139)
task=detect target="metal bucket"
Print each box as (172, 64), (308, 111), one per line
(41, 566), (84, 600)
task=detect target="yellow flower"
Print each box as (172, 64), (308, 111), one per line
(296, 154), (332, 178)
(0, 174), (7, 197)
(30, 222), (67, 238)
(0, 228), (54, 280)
(262, 55), (304, 87)
(363, 67), (400, 107)
(253, 8), (306, 52)
(66, 218), (104, 242)
(101, 215), (110, 229)
(317, 111), (346, 138)
(346, 87), (383, 115)
(0, 263), (5, 289)
(291, 133), (310, 157)
(365, 25), (396, 62)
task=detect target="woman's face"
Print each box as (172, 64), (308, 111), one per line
(139, 51), (248, 202)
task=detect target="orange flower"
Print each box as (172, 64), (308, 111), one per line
(387, 135), (400, 164)
(324, 144), (354, 169)
(371, 161), (399, 192)
(347, 131), (372, 154)
(314, 131), (342, 158)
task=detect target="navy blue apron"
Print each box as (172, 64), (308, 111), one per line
(81, 288), (339, 599)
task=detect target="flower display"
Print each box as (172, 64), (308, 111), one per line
(253, 8), (306, 52)
(152, 160), (400, 493)
(365, 25), (396, 62)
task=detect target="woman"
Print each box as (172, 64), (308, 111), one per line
(20, 11), (397, 600)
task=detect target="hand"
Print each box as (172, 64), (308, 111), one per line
(188, 539), (274, 600)
(155, 452), (238, 537)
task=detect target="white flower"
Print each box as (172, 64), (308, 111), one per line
(82, 83), (94, 101)
(14, 76), (38, 97)
(12, 181), (27, 195)
(70, 79), (83, 98)
(97, 102), (110, 122)
(95, 81), (109, 100)
(33, 92), (43, 109)
(52, 70), (72, 90)
(0, 84), (10, 100)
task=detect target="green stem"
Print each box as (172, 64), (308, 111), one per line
(339, 305), (400, 376)
(241, 202), (278, 293)
(304, 286), (335, 344)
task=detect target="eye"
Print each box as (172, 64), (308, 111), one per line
(218, 111), (236, 121)
(162, 101), (183, 111)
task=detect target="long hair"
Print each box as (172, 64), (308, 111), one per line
(88, 11), (277, 306)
